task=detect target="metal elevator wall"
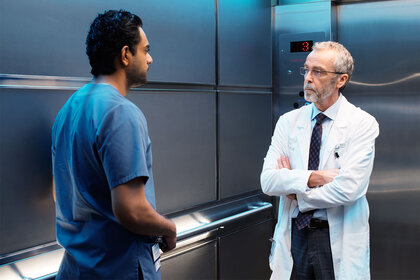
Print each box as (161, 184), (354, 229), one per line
(338, 1), (420, 278)
(0, 0), (273, 278)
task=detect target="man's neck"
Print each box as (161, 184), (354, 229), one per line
(315, 92), (340, 112)
(94, 72), (128, 96)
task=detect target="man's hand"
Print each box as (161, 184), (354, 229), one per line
(308, 169), (340, 188)
(111, 177), (177, 252)
(276, 156), (296, 200)
(161, 220), (177, 252)
(276, 155), (291, 170)
(161, 235), (177, 252)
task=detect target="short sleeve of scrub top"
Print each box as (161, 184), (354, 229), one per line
(95, 103), (150, 189)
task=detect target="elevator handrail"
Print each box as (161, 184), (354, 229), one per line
(176, 202), (272, 241)
(1, 201), (272, 280)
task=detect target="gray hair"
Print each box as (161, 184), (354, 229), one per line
(313, 41), (354, 90)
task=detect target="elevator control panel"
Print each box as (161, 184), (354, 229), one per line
(277, 32), (326, 109)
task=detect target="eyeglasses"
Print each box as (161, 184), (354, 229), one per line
(299, 67), (344, 78)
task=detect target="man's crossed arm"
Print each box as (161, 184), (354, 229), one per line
(276, 155), (339, 200)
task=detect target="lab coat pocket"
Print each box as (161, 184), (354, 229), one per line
(341, 231), (370, 278)
(324, 142), (346, 170)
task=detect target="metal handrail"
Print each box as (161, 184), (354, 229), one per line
(12, 201), (272, 280)
(177, 202), (272, 241)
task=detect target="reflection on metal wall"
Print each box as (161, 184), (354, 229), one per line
(338, 1), (420, 278)
(219, 91), (272, 198)
(0, 0), (216, 84)
(0, 88), (70, 256)
(0, 0), (273, 279)
(273, 0), (420, 278)
(128, 91), (217, 214)
(219, 0), (272, 86)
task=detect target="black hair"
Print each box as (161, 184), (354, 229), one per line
(86, 10), (142, 77)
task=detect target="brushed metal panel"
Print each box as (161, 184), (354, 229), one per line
(219, 92), (272, 199)
(161, 241), (217, 280)
(338, 2), (420, 277)
(274, 2), (332, 38)
(139, 0), (215, 84)
(127, 91), (217, 214)
(0, 88), (71, 255)
(346, 94), (420, 279)
(0, 0), (215, 84)
(219, 0), (272, 86)
(368, 191), (420, 279)
(338, 0), (420, 96)
(219, 220), (273, 280)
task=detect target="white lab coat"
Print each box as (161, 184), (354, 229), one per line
(261, 96), (379, 280)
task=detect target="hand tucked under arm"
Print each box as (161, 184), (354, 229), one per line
(277, 156), (339, 199)
(307, 169), (340, 188)
(276, 155), (297, 200)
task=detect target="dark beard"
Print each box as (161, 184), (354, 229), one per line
(127, 68), (147, 89)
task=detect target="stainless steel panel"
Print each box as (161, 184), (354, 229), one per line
(161, 240), (217, 280)
(345, 94), (420, 279)
(0, 0), (215, 84)
(338, 1), (420, 278)
(219, 0), (272, 86)
(338, 0), (420, 96)
(219, 92), (272, 198)
(219, 220), (273, 280)
(0, 88), (71, 255)
(274, 2), (332, 39)
(140, 0), (215, 84)
(127, 91), (217, 214)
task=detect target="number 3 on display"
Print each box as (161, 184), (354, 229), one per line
(302, 41), (309, 52)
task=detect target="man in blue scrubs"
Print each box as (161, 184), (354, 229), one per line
(52, 10), (177, 279)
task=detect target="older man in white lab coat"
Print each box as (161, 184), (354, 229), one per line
(261, 41), (379, 279)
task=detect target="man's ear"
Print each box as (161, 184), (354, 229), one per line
(120, 46), (131, 67)
(336, 74), (349, 89)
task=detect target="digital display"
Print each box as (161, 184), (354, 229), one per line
(290, 40), (313, 53)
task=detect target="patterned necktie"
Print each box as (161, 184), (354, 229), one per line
(295, 113), (327, 230)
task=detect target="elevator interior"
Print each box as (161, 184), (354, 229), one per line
(0, 0), (274, 279)
(1, 0), (419, 279)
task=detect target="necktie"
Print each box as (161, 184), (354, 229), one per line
(295, 113), (327, 230)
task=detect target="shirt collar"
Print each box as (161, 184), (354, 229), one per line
(311, 93), (343, 121)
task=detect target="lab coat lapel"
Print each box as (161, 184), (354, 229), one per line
(320, 96), (351, 169)
(296, 105), (313, 170)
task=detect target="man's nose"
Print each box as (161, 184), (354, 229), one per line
(304, 70), (313, 83)
(147, 54), (153, 64)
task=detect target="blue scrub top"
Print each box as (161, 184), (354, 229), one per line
(52, 83), (160, 279)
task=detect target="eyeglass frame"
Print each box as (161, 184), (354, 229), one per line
(299, 67), (345, 77)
